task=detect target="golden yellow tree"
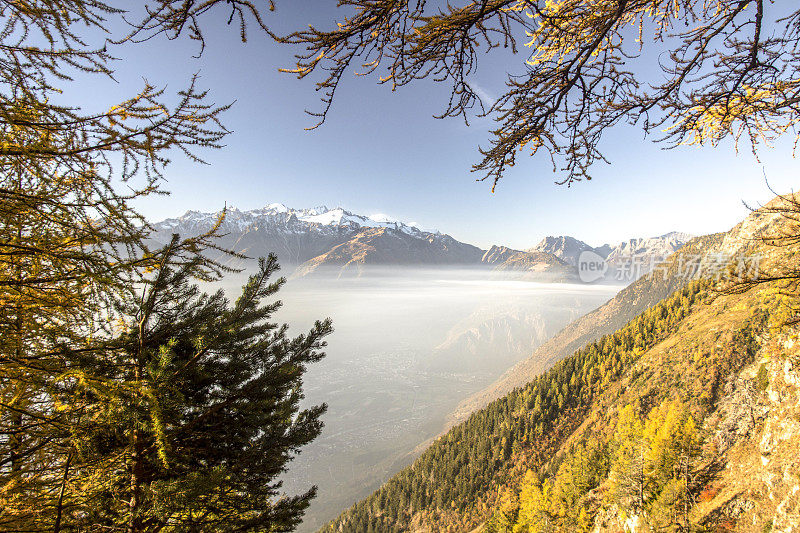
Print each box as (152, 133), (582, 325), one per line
(514, 471), (555, 532)
(0, 2), (287, 530)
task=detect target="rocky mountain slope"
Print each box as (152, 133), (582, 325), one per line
(480, 245), (573, 280)
(692, 331), (800, 530)
(530, 236), (608, 266)
(604, 231), (694, 264)
(481, 245), (523, 265)
(292, 227), (485, 277)
(481, 274), (797, 532)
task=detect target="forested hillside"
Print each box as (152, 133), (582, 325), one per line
(321, 200), (798, 532)
(322, 282), (712, 532)
(450, 233), (724, 425)
(482, 279), (798, 530)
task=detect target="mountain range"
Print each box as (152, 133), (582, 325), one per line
(151, 204), (692, 281)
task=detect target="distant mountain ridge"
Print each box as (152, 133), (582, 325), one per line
(151, 203), (692, 280)
(150, 204), (485, 273)
(155, 203), (426, 234)
(480, 245), (522, 265)
(291, 226), (485, 278)
(529, 235), (608, 266)
(529, 232), (693, 266)
(605, 231), (694, 263)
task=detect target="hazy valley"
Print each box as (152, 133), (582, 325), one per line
(210, 268), (618, 531)
(156, 203), (696, 531)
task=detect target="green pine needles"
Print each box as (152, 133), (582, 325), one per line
(69, 251), (332, 530)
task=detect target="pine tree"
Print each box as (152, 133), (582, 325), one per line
(65, 249), (331, 531)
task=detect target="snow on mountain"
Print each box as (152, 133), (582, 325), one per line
(149, 204), (464, 271)
(529, 232), (692, 268)
(367, 213), (395, 224)
(265, 202), (289, 213)
(154, 204), (428, 237)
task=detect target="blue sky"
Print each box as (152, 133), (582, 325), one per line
(76, 4), (798, 250)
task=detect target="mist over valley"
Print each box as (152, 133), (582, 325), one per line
(157, 203), (697, 530)
(210, 266), (620, 530)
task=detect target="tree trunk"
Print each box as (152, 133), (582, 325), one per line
(54, 451), (73, 533)
(128, 321), (145, 533)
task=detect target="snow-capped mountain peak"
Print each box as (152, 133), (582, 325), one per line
(368, 213), (396, 224)
(149, 202), (477, 271)
(264, 202), (289, 213)
(300, 207), (348, 226)
(153, 203), (434, 246)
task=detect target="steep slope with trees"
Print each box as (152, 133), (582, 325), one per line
(485, 280), (799, 531)
(319, 199), (793, 532)
(449, 233), (725, 424)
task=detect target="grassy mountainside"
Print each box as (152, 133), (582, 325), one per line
(318, 199), (796, 532)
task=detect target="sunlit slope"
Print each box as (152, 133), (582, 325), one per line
(478, 207), (800, 530)
(478, 280), (788, 531)
(320, 280), (712, 532)
(318, 199), (790, 532)
(449, 233), (724, 425)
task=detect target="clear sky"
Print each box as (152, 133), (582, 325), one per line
(74, 4), (798, 250)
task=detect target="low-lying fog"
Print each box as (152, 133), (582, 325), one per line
(211, 266), (621, 532)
